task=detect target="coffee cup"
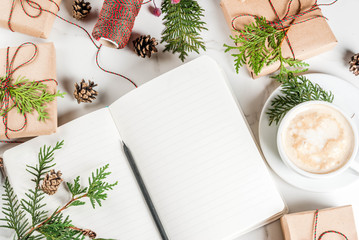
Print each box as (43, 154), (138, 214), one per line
(277, 101), (359, 178)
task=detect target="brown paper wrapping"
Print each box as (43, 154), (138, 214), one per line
(0, 0), (62, 38)
(220, 0), (338, 78)
(281, 206), (358, 240)
(0, 42), (58, 139)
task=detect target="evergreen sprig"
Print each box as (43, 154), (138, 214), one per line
(161, 0), (207, 61)
(22, 140), (64, 229)
(266, 74), (334, 125)
(1, 141), (118, 239)
(0, 178), (29, 239)
(224, 16), (309, 76)
(0, 76), (66, 121)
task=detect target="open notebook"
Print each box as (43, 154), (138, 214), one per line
(3, 56), (286, 240)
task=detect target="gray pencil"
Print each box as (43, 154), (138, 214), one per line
(122, 141), (169, 240)
(0, 157), (6, 181)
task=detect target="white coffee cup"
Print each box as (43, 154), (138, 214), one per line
(277, 101), (359, 178)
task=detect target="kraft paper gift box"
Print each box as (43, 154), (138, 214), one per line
(0, 0), (62, 38)
(0, 42), (58, 140)
(281, 206), (358, 240)
(220, 0), (338, 78)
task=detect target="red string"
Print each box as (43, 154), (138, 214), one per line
(0, 42), (58, 141)
(231, 0), (338, 59)
(92, 0), (144, 49)
(313, 209), (348, 240)
(7, 0), (138, 88)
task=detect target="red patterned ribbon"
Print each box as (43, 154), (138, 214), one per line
(1, 42), (58, 140)
(313, 209), (348, 240)
(7, 0), (138, 88)
(231, 0), (338, 59)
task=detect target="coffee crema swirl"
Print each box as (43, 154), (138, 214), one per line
(281, 104), (355, 174)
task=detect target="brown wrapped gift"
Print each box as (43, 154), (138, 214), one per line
(0, 0), (62, 38)
(281, 206), (358, 240)
(0, 42), (58, 140)
(220, 0), (338, 78)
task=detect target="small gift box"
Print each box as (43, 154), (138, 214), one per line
(220, 0), (338, 78)
(0, 42), (59, 140)
(281, 206), (358, 240)
(0, 0), (62, 38)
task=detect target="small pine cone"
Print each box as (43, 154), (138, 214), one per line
(349, 53), (359, 76)
(72, 0), (92, 20)
(133, 35), (158, 58)
(82, 229), (97, 239)
(74, 79), (98, 104)
(41, 170), (63, 195)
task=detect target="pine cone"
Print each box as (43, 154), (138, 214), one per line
(74, 79), (98, 104)
(82, 229), (97, 239)
(350, 53), (359, 76)
(133, 35), (158, 58)
(41, 170), (63, 195)
(72, 0), (92, 20)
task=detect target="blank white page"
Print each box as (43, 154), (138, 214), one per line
(109, 56), (286, 240)
(3, 108), (161, 240)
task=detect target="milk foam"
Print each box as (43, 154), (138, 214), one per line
(282, 104), (355, 174)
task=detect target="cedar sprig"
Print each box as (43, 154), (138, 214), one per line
(161, 0), (207, 61)
(22, 140), (64, 229)
(224, 16), (309, 76)
(0, 76), (66, 121)
(0, 178), (29, 239)
(1, 141), (118, 239)
(266, 74), (334, 125)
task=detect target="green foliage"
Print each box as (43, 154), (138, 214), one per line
(161, 0), (207, 61)
(22, 141), (64, 228)
(1, 140), (118, 239)
(266, 74), (334, 125)
(0, 76), (66, 121)
(0, 178), (29, 239)
(224, 16), (308, 76)
(37, 213), (85, 240)
(87, 164), (118, 209)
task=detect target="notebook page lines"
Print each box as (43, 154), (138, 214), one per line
(3, 108), (161, 240)
(109, 57), (285, 240)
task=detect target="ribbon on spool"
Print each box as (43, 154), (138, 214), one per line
(92, 0), (144, 49)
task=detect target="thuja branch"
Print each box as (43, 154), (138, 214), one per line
(266, 74), (334, 125)
(0, 76), (66, 121)
(224, 16), (308, 76)
(1, 141), (118, 239)
(25, 193), (88, 236)
(161, 0), (207, 61)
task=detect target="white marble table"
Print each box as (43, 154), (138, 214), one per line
(1, 0), (359, 239)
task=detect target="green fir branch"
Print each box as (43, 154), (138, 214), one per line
(266, 74), (334, 125)
(224, 16), (309, 76)
(161, 0), (207, 61)
(1, 140), (117, 239)
(0, 76), (66, 121)
(87, 164), (118, 209)
(0, 178), (29, 239)
(21, 141), (64, 229)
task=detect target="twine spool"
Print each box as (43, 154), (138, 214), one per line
(92, 0), (144, 49)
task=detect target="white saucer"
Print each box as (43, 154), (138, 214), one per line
(259, 73), (359, 192)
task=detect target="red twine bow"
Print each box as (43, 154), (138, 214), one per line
(8, 0), (59, 32)
(231, 0), (338, 60)
(313, 209), (348, 240)
(1, 42), (58, 140)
